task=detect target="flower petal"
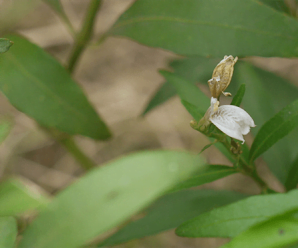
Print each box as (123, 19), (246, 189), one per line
(210, 113), (245, 143)
(218, 105), (255, 134)
(209, 105), (255, 143)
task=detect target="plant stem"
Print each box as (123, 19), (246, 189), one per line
(220, 136), (272, 193)
(67, 0), (102, 73)
(52, 0), (103, 170)
(43, 127), (97, 170)
(59, 136), (96, 170)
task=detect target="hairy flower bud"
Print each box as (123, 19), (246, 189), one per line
(208, 55), (238, 98)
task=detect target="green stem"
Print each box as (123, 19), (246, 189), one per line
(67, 0), (102, 72)
(220, 136), (272, 193)
(61, 12), (76, 37)
(59, 136), (96, 170)
(44, 127), (96, 170)
(53, 0), (103, 170)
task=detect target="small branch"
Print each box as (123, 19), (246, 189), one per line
(42, 127), (96, 170)
(59, 136), (96, 170)
(67, 0), (102, 73)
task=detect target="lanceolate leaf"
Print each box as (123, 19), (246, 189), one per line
(221, 210), (298, 248)
(109, 0), (298, 57)
(233, 62), (298, 184)
(159, 71), (209, 110)
(260, 0), (291, 14)
(0, 217), (17, 248)
(285, 155), (298, 191)
(230, 84), (245, 107)
(0, 120), (12, 144)
(0, 178), (49, 216)
(19, 151), (204, 248)
(171, 165), (237, 192)
(249, 99), (298, 163)
(0, 35), (111, 140)
(98, 190), (247, 247)
(142, 57), (216, 115)
(176, 189), (298, 238)
(0, 38), (13, 53)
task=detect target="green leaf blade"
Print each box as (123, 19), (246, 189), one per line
(109, 0), (298, 57)
(0, 217), (17, 248)
(171, 165), (237, 192)
(233, 62), (298, 184)
(249, 99), (298, 162)
(230, 84), (245, 107)
(0, 35), (111, 140)
(19, 150), (205, 248)
(221, 211), (298, 248)
(98, 190), (247, 247)
(176, 189), (298, 238)
(285, 156), (298, 191)
(0, 178), (49, 217)
(0, 38), (13, 53)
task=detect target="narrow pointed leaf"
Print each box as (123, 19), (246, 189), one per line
(98, 190), (246, 247)
(43, 0), (65, 15)
(233, 62), (298, 184)
(0, 217), (17, 248)
(260, 0), (291, 14)
(0, 120), (12, 144)
(0, 38), (13, 53)
(109, 0), (298, 57)
(0, 35), (111, 140)
(176, 189), (298, 238)
(285, 156), (298, 191)
(19, 151), (204, 248)
(221, 210), (298, 248)
(230, 84), (245, 107)
(0, 178), (49, 216)
(171, 165), (237, 192)
(142, 57), (216, 115)
(249, 99), (298, 162)
(160, 71), (209, 110)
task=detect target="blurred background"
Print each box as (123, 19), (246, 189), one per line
(1, 0), (298, 247)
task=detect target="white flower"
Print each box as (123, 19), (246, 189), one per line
(207, 97), (255, 143)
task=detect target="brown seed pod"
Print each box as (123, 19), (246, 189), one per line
(208, 55), (238, 98)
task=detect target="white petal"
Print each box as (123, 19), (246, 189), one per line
(210, 113), (245, 143)
(219, 105), (255, 134)
(209, 105), (255, 143)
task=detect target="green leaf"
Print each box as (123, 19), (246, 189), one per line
(43, 0), (75, 35)
(0, 178), (49, 216)
(109, 0), (298, 57)
(176, 189), (298, 238)
(142, 57), (217, 115)
(249, 99), (298, 163)
(0, 217), (17, 248)
(19, 150), (205, 248)
(142, 82), (177, 115)
(285, 155), (298, 191)
(260, 0), (291, 14)
(98, 189), (247, 247)
(221, 210), (298, 248)
(171, 165), (237, 192)
(0, 35), (111, 140)
(233, 62), (298, 184)
(0, 38), (13, 53)
(0, 119), (12, 144)
(230, 84), (245, 107)
(43, 0), (65, 15)
(181, 100), (235, 163)
(160, 71), (209, 110)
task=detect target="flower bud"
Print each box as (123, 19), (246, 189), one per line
(208, 55), (238, 98)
